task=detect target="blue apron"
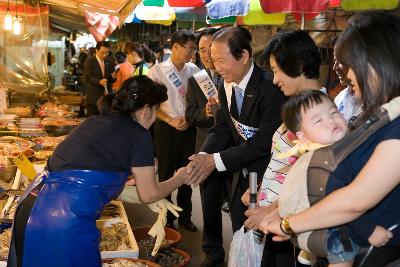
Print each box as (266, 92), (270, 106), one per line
(10, 169), (129, 267)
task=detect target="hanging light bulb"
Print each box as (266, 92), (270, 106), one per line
(4, 14), (13, 31)
(13, 16), (21, 35)
(12, 0), (22, 35)
(4, 0), (12, 31)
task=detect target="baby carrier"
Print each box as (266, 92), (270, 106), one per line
(279, 96), (400, 257)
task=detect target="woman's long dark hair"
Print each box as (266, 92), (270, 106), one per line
(98, 76), (167, 116)
(335, 11), (400, 122)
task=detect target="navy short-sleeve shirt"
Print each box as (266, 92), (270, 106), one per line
(48, 115), (154, 172)
(326, 116), (400, 246)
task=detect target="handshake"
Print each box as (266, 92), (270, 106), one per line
(174, 153), (217, 187)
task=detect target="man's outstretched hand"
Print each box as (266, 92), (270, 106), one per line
(186, 154), (216, 187)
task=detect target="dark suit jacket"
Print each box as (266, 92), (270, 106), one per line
(83, 55), (115, 107)
(186, 69), (220, 153)
(201, 63), (287, 198)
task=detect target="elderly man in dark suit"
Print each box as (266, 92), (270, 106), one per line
(185, 28), (231, 267)
(187, 27), (287, 245)
(83, 41), (115, 117)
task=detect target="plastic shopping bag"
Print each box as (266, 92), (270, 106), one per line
(228, 226), (264, 267)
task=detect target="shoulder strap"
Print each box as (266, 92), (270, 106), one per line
(307, 96), (400, 204)
(332, 109), (389, 163)
(139, 64), (144, 75)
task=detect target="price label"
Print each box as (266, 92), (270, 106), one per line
(12, 153), (37, 181)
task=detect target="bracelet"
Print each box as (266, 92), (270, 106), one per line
(280, 217), (295, 237)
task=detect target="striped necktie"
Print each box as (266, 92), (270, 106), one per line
(234, 86), (244, 115)
(212, 72), (220, 86)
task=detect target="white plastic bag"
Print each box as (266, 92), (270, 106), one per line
(228, 226), (264, 267)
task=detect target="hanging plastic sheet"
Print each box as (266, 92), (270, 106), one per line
(0, 3), (48, 96)
(134, 1), (175, 21)
(206, 0), (250, 19)
(175, 6), (208, 22)
(124, 12), (141, 24)
(206, 15), (236, 25)
(340, 0), (399, 10)
(238, 0), (287, 25)
(85, 11), (119, 42)
(259, 0), (329, 14)
(143, 0), (164, 7)
(168, 0), (204, 7)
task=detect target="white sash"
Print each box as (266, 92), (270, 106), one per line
(231, 116), (259, 141)
(159, 64), (186, 116)
(193, 69), (218, 99)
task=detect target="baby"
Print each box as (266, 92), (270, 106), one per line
(281, 89), (392, 267)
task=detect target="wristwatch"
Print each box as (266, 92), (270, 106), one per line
(280, 217), (296, 236)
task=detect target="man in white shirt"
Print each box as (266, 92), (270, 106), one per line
(333, 53), (362, 123)
(148, 29), (200, 232)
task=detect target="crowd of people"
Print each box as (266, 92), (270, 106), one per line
(7, 10), (400, 267)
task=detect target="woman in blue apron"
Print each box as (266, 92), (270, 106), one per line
(7, 76), (189, 267)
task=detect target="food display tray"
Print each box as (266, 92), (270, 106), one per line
(97, 218), (139, 259)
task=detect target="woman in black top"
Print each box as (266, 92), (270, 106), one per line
(8, 76), (188, 267)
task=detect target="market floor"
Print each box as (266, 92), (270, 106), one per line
(123, 186), (233, 266)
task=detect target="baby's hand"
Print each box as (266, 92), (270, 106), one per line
(368, 225), (393, 247)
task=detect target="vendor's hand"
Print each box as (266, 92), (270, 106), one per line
(148, 208), (167, 256)
(241, 189), (250, 206)
(174, 167), (190, 185)
(368, 225), (393, 247)
(187, 154), (215, 187)
(147, 199), (182, 218)
(99, 78), (108, 86)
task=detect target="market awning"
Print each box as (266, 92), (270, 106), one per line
(43, 0), (142, 32)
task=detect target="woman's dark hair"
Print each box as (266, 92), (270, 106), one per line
(124, 42), (153, 62)
(335, 11), (400, 122)
(145, 50), (157, 65)
(263, 30), (320, 79)
(282, 90), (332, 133)
(115, 51), (127, 64)
(212, 26), (252, 59)
(98, 76), (167, 116)
(196, 27), (219, 48)
(170, 29), (196, 47)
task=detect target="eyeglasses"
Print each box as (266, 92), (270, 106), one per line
(180, 44), (198, 54)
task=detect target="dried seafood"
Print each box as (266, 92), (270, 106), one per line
(147, 249), (185, 267)
(100, 203), (122, 219)
(102, 259), (147, 267)
(139, 236), (173, 251)
(99, 222), (131, 251)
(0, 228), (12, 261)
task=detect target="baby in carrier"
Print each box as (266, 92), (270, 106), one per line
(279, 90), (392, 267)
